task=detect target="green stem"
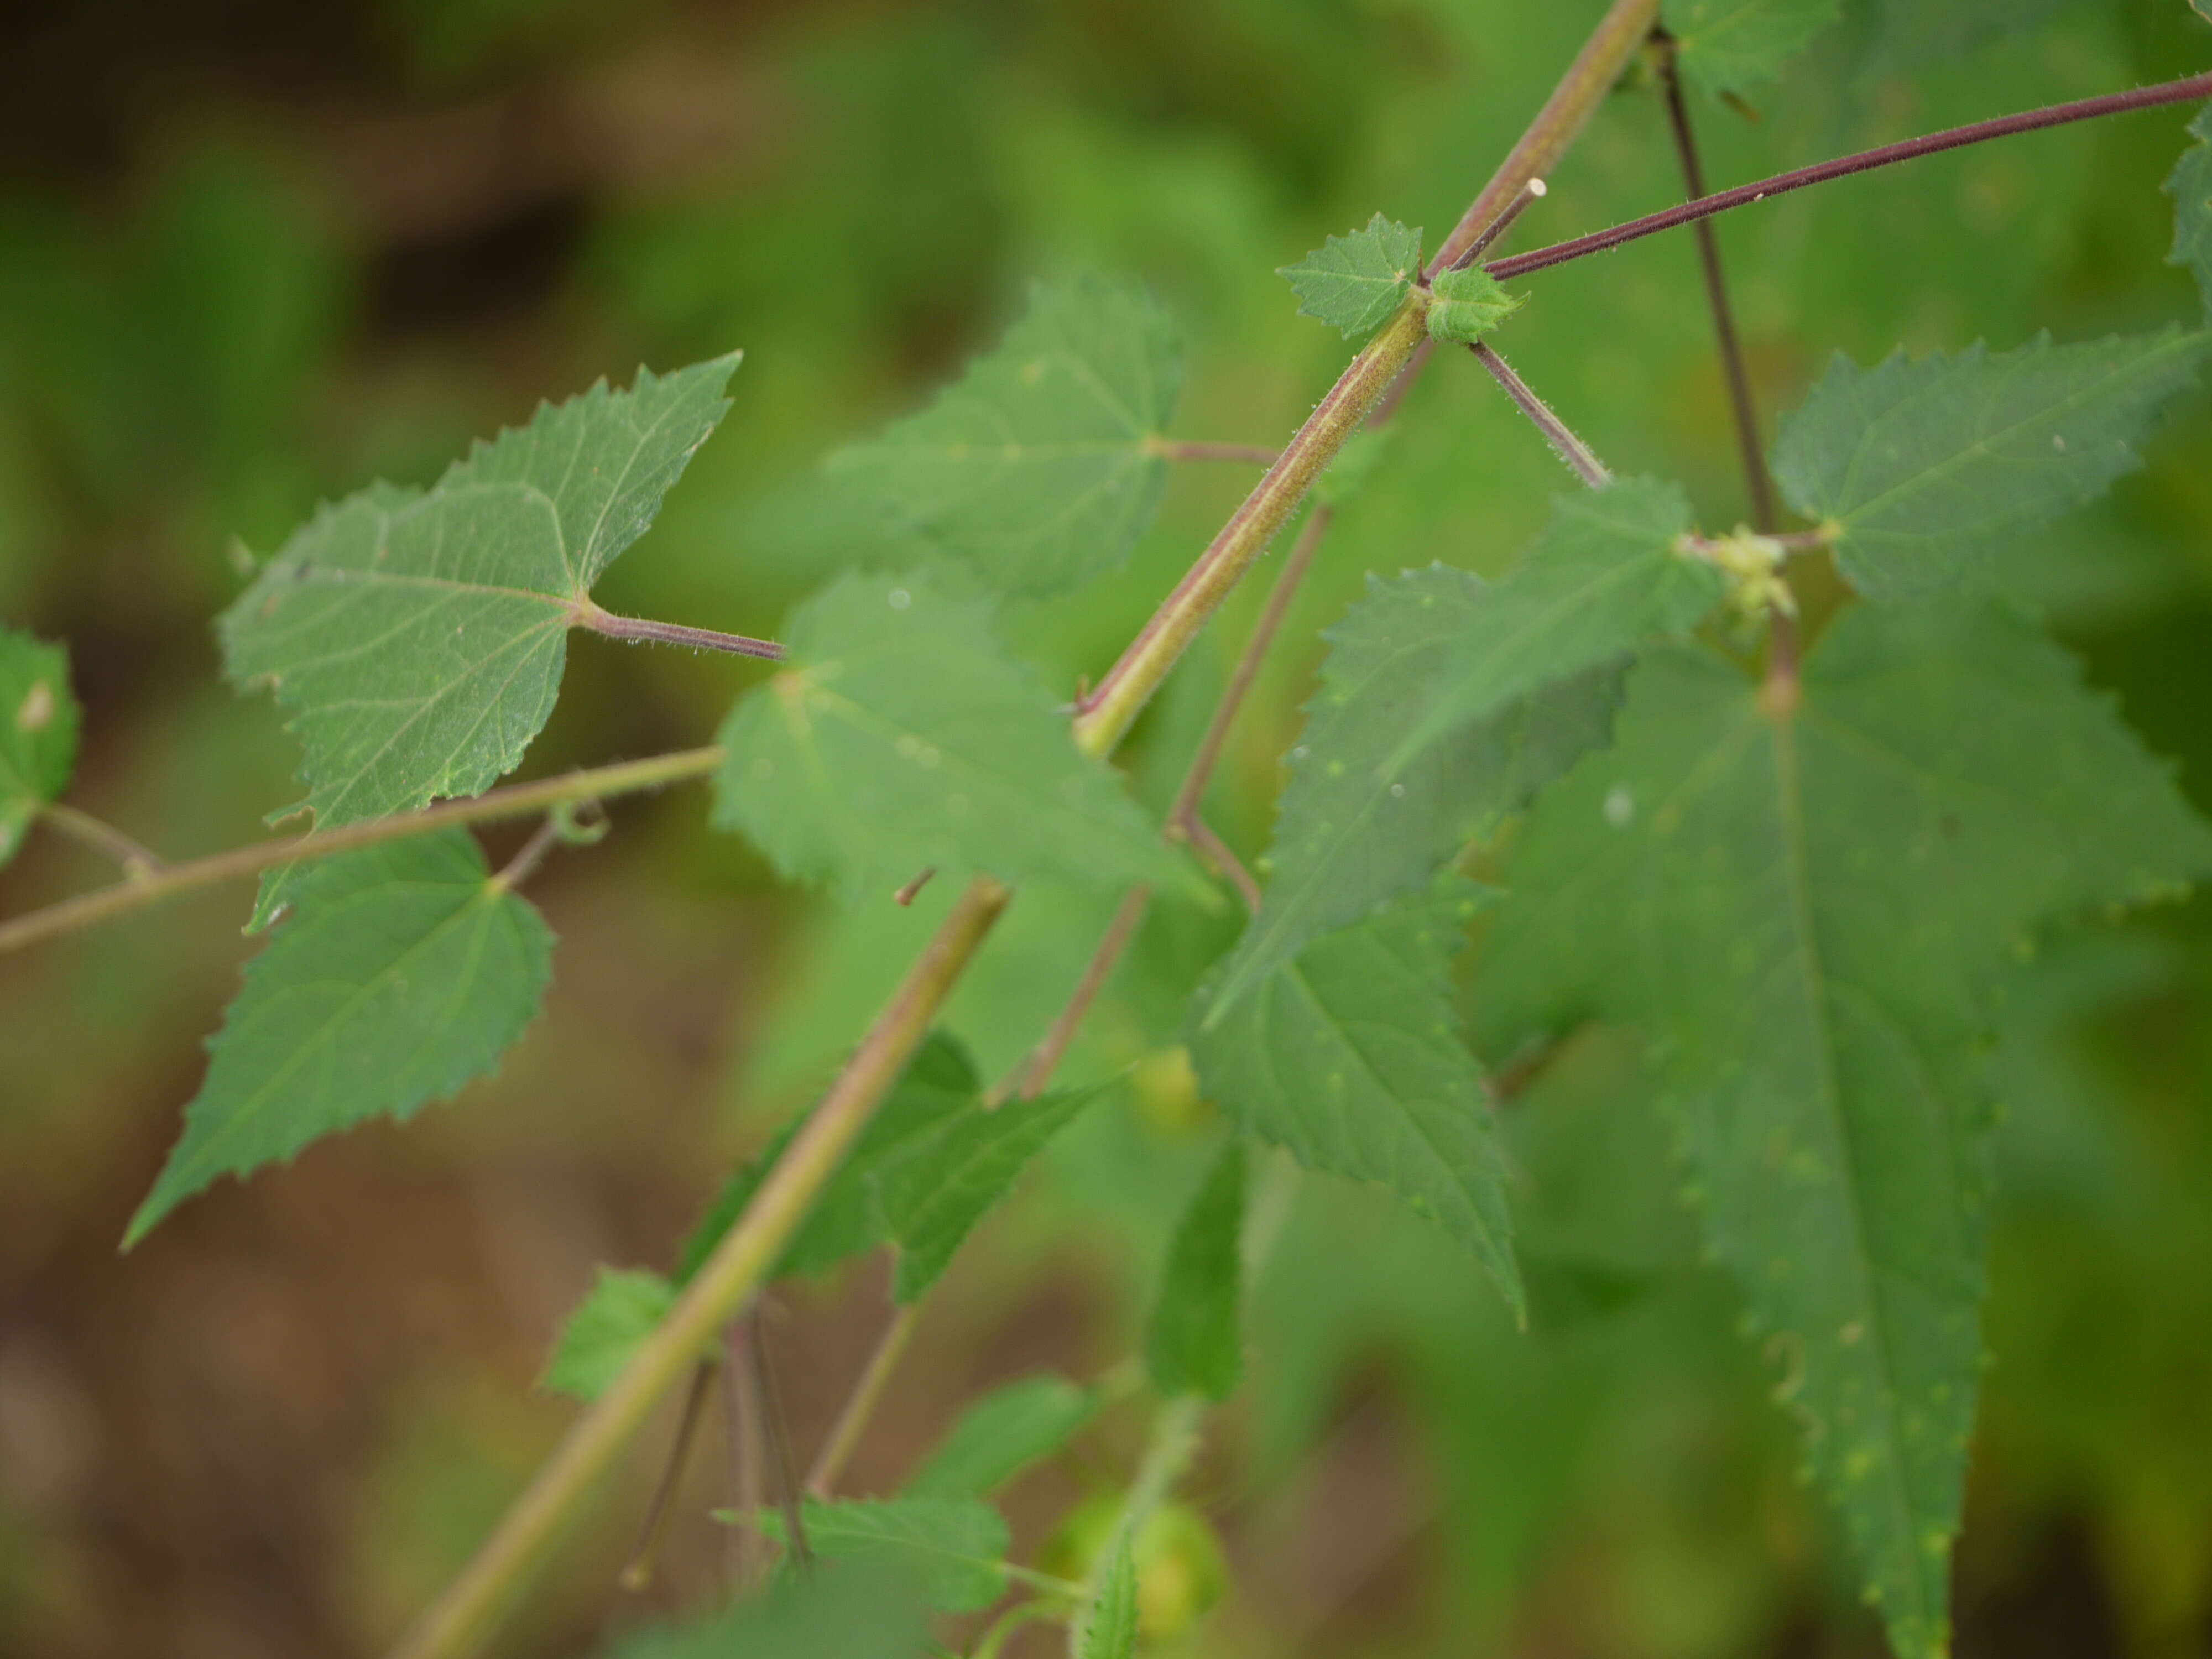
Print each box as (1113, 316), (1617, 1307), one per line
(388, 876), (1009, 1659)
(38, 802), (164, 877)
(0, 747), (725, 958)
(1069, 0), (1660, 760)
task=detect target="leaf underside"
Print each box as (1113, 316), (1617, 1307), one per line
(0, 625), (80, 868)
(1146, 1138), (1247, 1401)
(1770, 330), (2209, 599)
(1472, 602), (2212, 1659)
(1279, 213), (1423, 340)
(712, 569), (1207, 904)
(1662, 0), (1842, 95)
(129, 828), (554, 1246)
(824, 275), (1180, 599)
(223, 354), (739, 923)
(1194, 879), (1522, 1317)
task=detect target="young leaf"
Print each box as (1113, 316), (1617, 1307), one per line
(713, 570), (1207, 904)
(0, 625), (79, 868)
(674, 1032), (981, 1287)
(822, 275), (1180, 599)
(1278, 213), (1423, 341)
(1079, 1533), (1139, 1659)
(2169, 106), (2212, 320)
(127, 828), (554, 1245)
(599, 1561), (930, 1659)
(1770, 330), (2210, 598)
(1381, 480), (1726, 780)
(905, 1374), (1099, 1499)
(757, 1498), (1010, 1614)
(1202, 563), (1623, 1026)
(542, 1267), (676, 1403)
(1193, 880), (1521, 1317)
(1146, 1140), (1246, 1401)
(222, 355), (738, 919)
(1423, 265), (1523, 347)
(875, 1081), (1109, 1303)
(1661, 0), (1841, 95)
(1471, 603), (2212, 1659)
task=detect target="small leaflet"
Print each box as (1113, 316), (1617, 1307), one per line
(1770, 330), (2210, 598)
(127, 828), (554, 1246)
(1423, 265), (1523, 346)
(823, 275), (1181, 599)
(0, 624), (80, 868)
(905, 1374), (1099, 1499)
(1278, 214), (1424, 340)
(1472, 603), (2212, 1659)
(541, 1267), (676, 1402)
(712, 569), (1210, 904)
(1193, 879), (1522, 1317)
(1662, 0), (1841, 95)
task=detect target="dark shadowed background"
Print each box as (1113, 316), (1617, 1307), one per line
(4, 2), (2212, 1656)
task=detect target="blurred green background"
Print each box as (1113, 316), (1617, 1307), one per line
(3, 2), (2212, 1656)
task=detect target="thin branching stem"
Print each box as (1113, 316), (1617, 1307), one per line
(805, 1297), (924, 1498)
(37, 802), (163, 877)
(1451, 178), (1549, 272)
(0, 747), (724, 957)
(721, 1316), (766, 1590)
(490, 816), (568, 891)
(1656, 41), (1778, 533)
(1490, 69), (2212, 284)
(617, 1360), (716, 1593)
(1468, 344), (1611, 488)
(579, 603), (784, 661)
(1009, 884), (1155, 1103)
(747, 1303), (811, 1570)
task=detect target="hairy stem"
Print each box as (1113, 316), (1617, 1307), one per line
(1490, 69), (2212, 283)
(579, 603), (784, 661)
(38, 802), (163, 877)
(1072, 0), (1661, 760)
(0, 747), (724, 958)
(388, 876), (1009, 1659)
(1656, 41), (1778, 533)
(1451, 178), (1549, 272)
(805, 1297), (924, 1498)
(1468, 344), (1611, 488)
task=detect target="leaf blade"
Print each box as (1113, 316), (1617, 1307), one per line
(905, 1374), (1099, 1500)
(1146, 1139), (1246, 1401)
(1661, 0), (1841, 95)
(1278, 214), (1422, 341)
(0, 625), (80, 867)
(2169, 105), (2212, 321)
(759, 1498), (1010, 1614)
(542, 1267), (677, 1403)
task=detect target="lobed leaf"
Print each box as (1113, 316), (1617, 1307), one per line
(1193, 880), (1521, 1317)
(1146, 1139), (1246, 1401)
(1662, 0), (1841, 95)
(1770, 331), (2210, 598)
(1212, 560), (1628, 1026)
(823, 275), (1180, 599)
(0, 624), (80, 867)
(128, 829), (554, 1245)
(542, 1267), (676, 1403)
(905, 1374), (1099, 1500)
(222, 354), (739, 922)
(1472, 603), (2212, 1659)
(2170, 106), (2212, 321)
(712, 570), (1207, 903)
(875, 1081), (1109, 1303)
(758, 1498), (1010, 1613)
(1278, 213), (1423, 340)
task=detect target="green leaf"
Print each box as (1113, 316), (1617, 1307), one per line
(127, 828), (553, 1245)
(1423, 265), (1523, 347)
(875, 1082), (1109, 1303)
(1193, 880), (1521, 1316)
(713, 570), (1207, 903)
(905, 1374), (1099, 1499)
(1770, 331), (2210, 599)
(541, 1267), (676, 1403)
(1471, 603), (2212, 1659)
(1661, 0), (1841, 95)
(1278, 213), (1423, 340)
(1383, 481), (1726, 779)
(822, 275), (1180, 599)
(758, 1498), (1010, 1614)
(1079, 1533), (1139, 1659)
(1146, 1140), (1246, 1401)
(675, 1032), (981, 1286)
(222, 354), (738, 921)
(2169, 106), (2212, 321)
(1203, 560), (1625, 1027)
(599, 1561), (929, 1659)
(0, 625), (79, 868)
